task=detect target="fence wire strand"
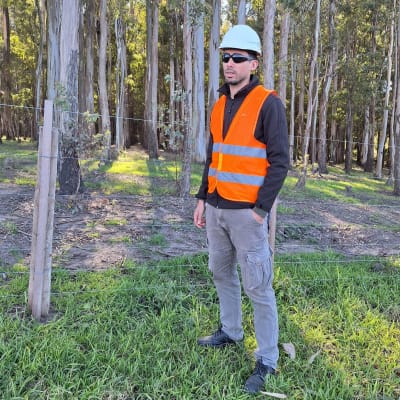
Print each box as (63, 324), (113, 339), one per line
(1, 102), (400, 306)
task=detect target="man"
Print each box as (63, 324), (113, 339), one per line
(193, 24), (289, 394)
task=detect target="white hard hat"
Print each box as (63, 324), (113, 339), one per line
(219, 24), (262, 55)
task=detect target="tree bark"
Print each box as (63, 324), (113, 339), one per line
(296, 0), (320, 187)
(263, 0), (276, 88)
(179, 0), (193, 198)
(1, 6), (13, 140)
(394, 4), (400, 195)
(144, 0), (159, 159)
(193, 3), (206, 163)
(58, 0), (81, 194)
(206, 0), (221, 143)
(83, 0), (96, 139)
(115, 16), (128, 152)
(34, 0), (46, 141)
(99, 0), (111, 162)
(318, 0), (336, 174)
(278, 8), (290, 105)
(344, 96), (353, 173)
(376, 4), (395, 178)
(238, 0), (246, 23)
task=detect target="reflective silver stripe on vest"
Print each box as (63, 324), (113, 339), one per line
(209, 167), (216, 176)
(216, 171), (264, 186)
(212, 143), (266, 159)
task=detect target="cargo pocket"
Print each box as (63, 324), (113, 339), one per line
(243, 250), (272, 292)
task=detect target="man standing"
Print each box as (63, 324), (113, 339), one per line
(193, 24), (289, 394)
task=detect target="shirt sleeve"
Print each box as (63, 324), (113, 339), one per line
(195, 135), (213, 200)
(254, 94), (289, 213)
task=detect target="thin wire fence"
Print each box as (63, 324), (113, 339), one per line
(1, 102), (400, 154)
(1, 103), (399, 306)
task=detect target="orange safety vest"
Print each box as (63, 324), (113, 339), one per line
(208, 85), (275, 203)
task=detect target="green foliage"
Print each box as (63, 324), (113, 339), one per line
(0, 253), (399, 399)
(1, 136), (399, 398)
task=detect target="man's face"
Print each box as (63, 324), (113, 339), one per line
(221, 49), (258, 88)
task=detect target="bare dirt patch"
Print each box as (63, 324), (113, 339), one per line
(1, 177), (399, 272)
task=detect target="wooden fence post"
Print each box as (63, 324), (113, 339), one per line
(28, 100), (57, 320)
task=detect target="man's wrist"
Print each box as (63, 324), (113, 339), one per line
(253, 206), (267, 218)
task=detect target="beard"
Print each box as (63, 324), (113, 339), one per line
(224, 73), (247, 86)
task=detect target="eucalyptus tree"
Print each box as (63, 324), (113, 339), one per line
(317, 0), (337, 174)
(144, 0), (159, 159)
(206, 0), (221, 139)
(296, 0), (320, 187)
(375, 0), (396, 179)
(80, 0), (96, 140)
(99, 0), (112, 162)
(238, 0), (246, 23)
(179, 0), (193, 197)
(263, 0), (276, 88)
(58, 0), (82, 194)
(34, 0), (45, 141)
(115, 10), (128, 152)
(0, 4), (12, 141)
(278, 3), (290, 105)
(192, 0), (206, 162)
(394, 1), (400, 195)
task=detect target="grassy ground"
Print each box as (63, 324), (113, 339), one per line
(1, 139), (399, 399)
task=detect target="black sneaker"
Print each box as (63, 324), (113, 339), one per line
(197, 327), (239, 348)
(243, 360), (276, 394)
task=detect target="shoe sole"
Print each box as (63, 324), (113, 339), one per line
(197, 341), (236, 348)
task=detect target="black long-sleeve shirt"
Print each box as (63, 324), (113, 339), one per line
(196, 75), (289, 216)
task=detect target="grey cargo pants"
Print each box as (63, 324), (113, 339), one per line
(205, 204), (279, 368)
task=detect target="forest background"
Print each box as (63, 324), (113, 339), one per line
(1, 0), (400, 197)
(1, 1), (400, 398)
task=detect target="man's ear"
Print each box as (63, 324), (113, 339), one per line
(250, 59), (259, 72)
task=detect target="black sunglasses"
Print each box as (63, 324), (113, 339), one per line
(222, 53), (256, 64)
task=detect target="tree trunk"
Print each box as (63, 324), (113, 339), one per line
(167, 6), (176, 151)
(115, 16), (128, 152)
(58, 0), (81, 194)
(297, 29), (306, 164)
(46, 0), (61, 102)
(365, 98), (375, 172)
(388, 10), (398, 186)
(83, 0), (96, 139)
(193, 4), (206, 163)
(296, 0), (320, 188)
(344, 96), (353, 173)
(289, 38), (296, 168)
(34, 0), (46, 141)
(329, 71), (338, 163)
(278, 8), (290, 105)
(376, 5), (395, 178)
(238, 0), (246, 23)
(1, 6), (13, 140)
(99, 0), (111, 162)
(206, 0), (221, 141)
(144, 0), (159, 159)
(318, 0), (336, 174)
(179, 0), (193, 198)
(365, 14), (378, 173)
(361, 107), (370, 167)
(394, 5), (400, 195)
(263, 0), (276, 88)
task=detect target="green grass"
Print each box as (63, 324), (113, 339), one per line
(281, 166), (395, 205)
(0, 138), (37, 185)
(1, 139), (400, 399)
(1, 253), (399, 399)
(1, 138), (393, 202)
